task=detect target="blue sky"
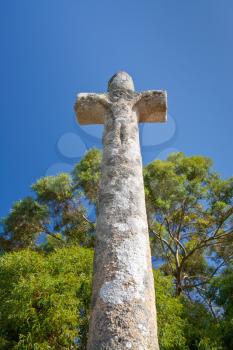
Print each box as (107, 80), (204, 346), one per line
(1, 0), (233, 217)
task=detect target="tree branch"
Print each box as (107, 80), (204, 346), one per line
(43, 226), (64, 242)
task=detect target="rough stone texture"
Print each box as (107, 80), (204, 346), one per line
(75, 72), (167, 350)
(75, 72), (167, 125)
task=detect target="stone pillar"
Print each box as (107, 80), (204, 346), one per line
(75, 72), (167, 350)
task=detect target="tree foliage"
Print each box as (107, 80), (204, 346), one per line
(1, 172), (95, 251)
(0, 197), (49, 251)
(0, 248), (225, 350)
(208, 267), (233, 349)
(0, 246), (93, 349)
(73, 148), (102, 204)
(0, 149), (232, 349)
(154, 270), (187, 349)
(144, 152), (233, 296)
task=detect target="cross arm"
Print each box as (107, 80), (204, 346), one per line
(74, 93), (109, 125)
(134, 90), (167, 123)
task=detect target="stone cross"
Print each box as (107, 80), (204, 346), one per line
(75, 72), (167, 350)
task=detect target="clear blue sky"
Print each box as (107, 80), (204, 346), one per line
(1, 0), (233, 217)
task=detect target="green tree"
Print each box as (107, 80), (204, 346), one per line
(0, 197), (49, 251)
(154, 270), (187, 350)
(144, 152), (233, 296)
(73, 148), (102, 204)
(182, 299), (223, 350)
(32, 173), (94, 246)
(0, 245), (224, 350)
(0, 246), (93, 349)
(155, 270), (225, 350)
(209, 267), (233, 349)
(1, 173), (94, 251)
(1, 150), (232, 349)
(0, 245), (189, 350)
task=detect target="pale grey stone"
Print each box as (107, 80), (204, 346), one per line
(74, 71), (168, 350)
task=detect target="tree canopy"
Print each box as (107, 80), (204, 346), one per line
(0, 246), (93, 349)
(144, 152), (233, 297)
(0, 149), (232, 349)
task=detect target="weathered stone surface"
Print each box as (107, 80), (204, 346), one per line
(75, 72), (167, 125)
(135, 90), (167, 122)
(75, 72), (167, 350)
